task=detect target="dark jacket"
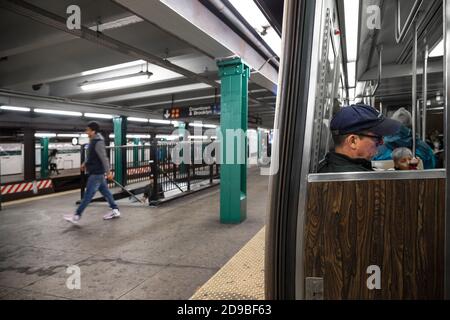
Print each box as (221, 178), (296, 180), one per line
(318, 152), (374, 173)
(85, 133), (110, 175)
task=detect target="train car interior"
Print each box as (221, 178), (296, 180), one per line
(266, 0), (450, 300)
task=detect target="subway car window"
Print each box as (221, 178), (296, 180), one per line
(307, 0), (445, 174)
(266, 0), (450, 300)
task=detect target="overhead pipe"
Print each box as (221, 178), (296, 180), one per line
(395, 0), (423, 44)
(369, 46), (383, 98)
(0, 0), (272, 110)
(422, 44), (429, 141)
(412, 21), (418, 156)
(208, 0), (280, 69)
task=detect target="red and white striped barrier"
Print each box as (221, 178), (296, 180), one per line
(127, 166), (150, 175)
(1, 179), (53, 195)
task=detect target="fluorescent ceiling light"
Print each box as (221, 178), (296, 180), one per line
(80, 72), (152, 92)
(347, 62), (356, 88)
(156, 134), (179, 140)
(127, 117), (148, 123)
(82, 60), (146, 76)
(429, 39), (443, 58)
(84, 113), (114, 119)
(96, 83), (211, 103)
(228, 0), (281, 56)
(344, 0), (360, 62)
(34, 108), (82, 117)
(0, 105), (30, 112)
(80, 134), (88, 138)
(57, 133), (80, 138)
(189, 123), (217, 128)
(149, 119), (172, 125)
(35, 133), (56, 138)
(109, 134), (115, 138)
(88, 15), (143, 33)
(188, 135), (208, 140)
(126, 134), (151, 139)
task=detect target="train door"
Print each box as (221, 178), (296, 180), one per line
(266, 0), (450, 299)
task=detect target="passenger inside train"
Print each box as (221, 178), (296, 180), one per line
(391, 147), (419, 170)
(317, 104), (401, 173)
(374, 107), (436, 169)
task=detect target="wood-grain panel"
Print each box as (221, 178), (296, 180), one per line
(304, 179), (445, 299)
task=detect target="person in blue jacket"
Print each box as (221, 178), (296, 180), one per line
(373, 107), (436, 169)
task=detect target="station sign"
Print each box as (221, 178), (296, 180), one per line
(163, 104), (220, 119)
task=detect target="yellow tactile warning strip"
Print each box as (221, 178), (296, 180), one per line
(191, 227), (265, 300)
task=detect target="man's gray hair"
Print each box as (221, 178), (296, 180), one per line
(392, 147), (413, 162)
(391, 107), (412, 127)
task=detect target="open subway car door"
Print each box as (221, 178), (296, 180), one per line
(266, 0), (450, 299)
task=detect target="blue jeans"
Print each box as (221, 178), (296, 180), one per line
(76, 174), (118, 216)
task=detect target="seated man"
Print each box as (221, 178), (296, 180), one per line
(318, 104), (401, 173)
(391, 147), (419, 170)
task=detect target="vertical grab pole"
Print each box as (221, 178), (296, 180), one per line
(444, 0), (450, 299)
(412, 21), (418, 156)
(422, 44), (429, 141)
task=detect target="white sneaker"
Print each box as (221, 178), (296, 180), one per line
(103, 209), (121, 220)
(64, 214), (80, 224)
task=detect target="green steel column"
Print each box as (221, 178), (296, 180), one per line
(40, 137), (49, 178)
(217, 57), (249, 224)
(133, 138), (140, 167)
(113, 116), (127, 185)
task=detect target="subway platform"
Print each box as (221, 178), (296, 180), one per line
(0, 167), (268, 300)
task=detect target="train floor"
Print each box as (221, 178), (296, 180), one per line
(0, 167), (268, 300)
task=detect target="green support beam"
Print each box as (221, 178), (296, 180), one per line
(40, 137), (49, 179)
(217, 57), (249, 224)
(113, 116), (127, 185)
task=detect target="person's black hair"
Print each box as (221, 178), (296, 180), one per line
(332, 134), (349, 148)
(332, 130), (371, 148)
(87, 121), (100, 133)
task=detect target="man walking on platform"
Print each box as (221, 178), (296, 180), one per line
(64, 121), (121, 224)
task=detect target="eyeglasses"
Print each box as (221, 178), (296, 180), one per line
(356, 133), (384, 145)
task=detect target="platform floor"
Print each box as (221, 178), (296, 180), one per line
(0, 167), (268, 300)
(191, 227), (265, 300)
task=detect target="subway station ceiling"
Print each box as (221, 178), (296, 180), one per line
(0, 0), (279, 130)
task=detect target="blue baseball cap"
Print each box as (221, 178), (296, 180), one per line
(330, 104), (401, 136)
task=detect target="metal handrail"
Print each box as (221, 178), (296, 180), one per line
(395, 0), (423, 44)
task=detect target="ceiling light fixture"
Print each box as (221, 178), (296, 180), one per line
(127, 117), (148, 123)
(80, 71), (153, 92)
(149, 119), (172, 125)
(0, 105), (31, 112)
(35, 133), (56, 138)
(34, 108), (82, 117)
(84, 113), (114, 119)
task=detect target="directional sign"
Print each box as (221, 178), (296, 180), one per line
(163, 105), (220, 119)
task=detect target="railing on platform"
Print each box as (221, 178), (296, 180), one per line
(80, 141), (220, 206)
